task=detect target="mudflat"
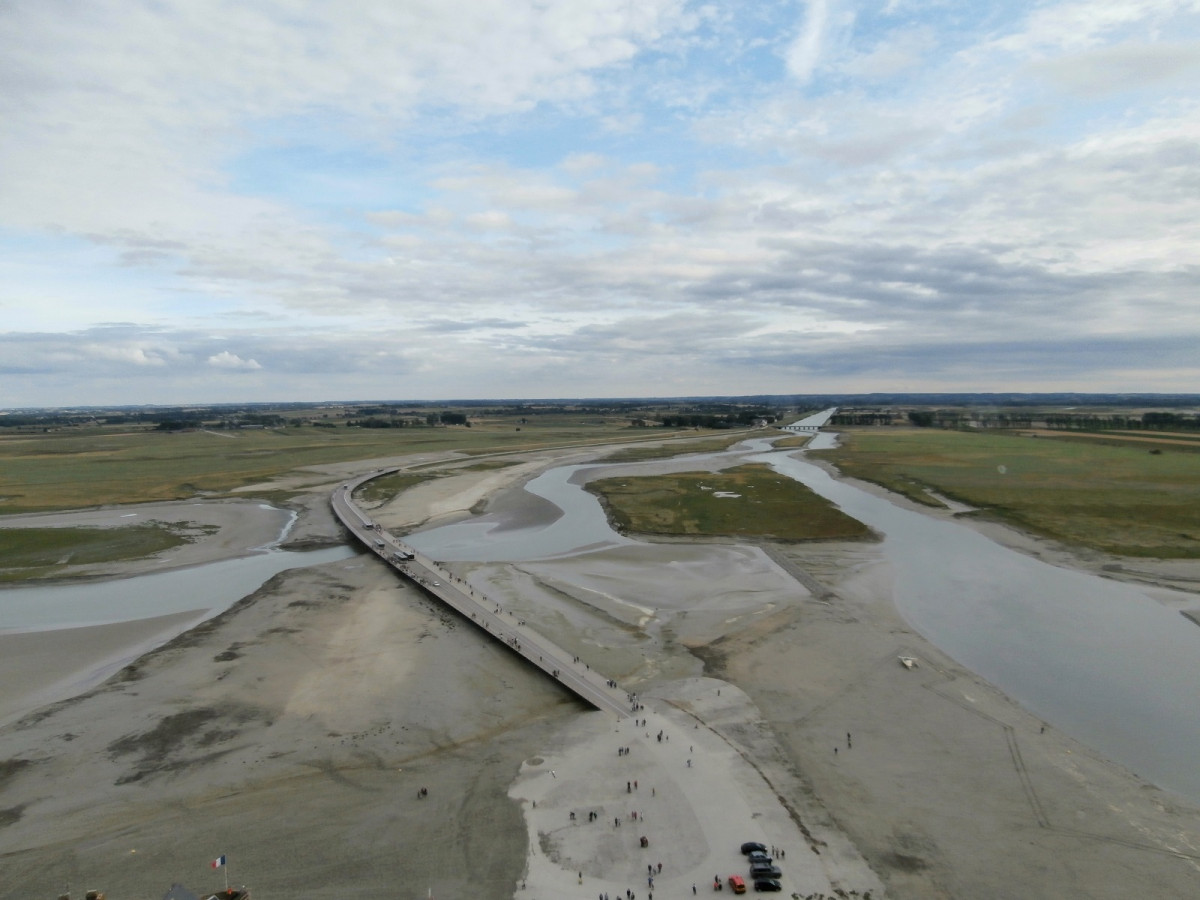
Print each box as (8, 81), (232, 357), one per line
(1, 441), (1198, 899)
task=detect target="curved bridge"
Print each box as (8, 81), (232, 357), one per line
(331, 470), (631, 718)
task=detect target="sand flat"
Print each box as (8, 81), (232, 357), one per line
(0, 610), (209, 727)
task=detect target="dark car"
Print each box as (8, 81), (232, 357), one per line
(740, 841), (768, 855)
(747, 851), (772, 865)
(753, 879), (782, 893)
(749, 865), (782, 880)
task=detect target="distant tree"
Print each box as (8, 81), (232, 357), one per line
(908, 411), (935, 427)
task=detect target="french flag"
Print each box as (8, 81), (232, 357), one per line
(211, 855), (226, 869)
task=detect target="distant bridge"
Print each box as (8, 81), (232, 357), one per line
(778, 406), (838, 434)
(331, 471), (632, 718)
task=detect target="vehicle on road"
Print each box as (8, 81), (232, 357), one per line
(752, 879), (782, 892)
(740, 842), (767, 855)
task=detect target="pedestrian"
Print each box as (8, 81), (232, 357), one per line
(634, 779), (638, 790)
(693, 885), (697, 895)
(656, 862), (662, 873)
(686, 759), (691, 768)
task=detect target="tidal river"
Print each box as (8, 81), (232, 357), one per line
(0, 545), (355, 631)
(410, 437), (1200, 806)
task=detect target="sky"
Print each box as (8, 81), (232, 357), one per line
(2, 0), (1199, 407)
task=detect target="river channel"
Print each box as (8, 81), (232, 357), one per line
(0, 545), (355, 632)
(408, 436), (1200, 806)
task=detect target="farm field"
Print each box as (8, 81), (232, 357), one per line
(812, 427), (1200, 557)
(586, 463), (872, 541)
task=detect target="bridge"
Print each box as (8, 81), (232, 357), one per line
(330, 471), (632, 718)
(778, 406), (838, 434)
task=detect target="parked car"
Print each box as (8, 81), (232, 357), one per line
(753, 879), (782, 892)
(747, 851), (772, 865)
(740, 841), (768, 855)
(728, 875), (746, 894)
(749, 864), (782, 880)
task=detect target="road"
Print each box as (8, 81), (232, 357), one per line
(330, 471), (632, 719)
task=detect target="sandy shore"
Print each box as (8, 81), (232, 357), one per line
(2, 439), (1200, 898)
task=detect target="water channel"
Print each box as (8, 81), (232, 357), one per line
(0, 545), (355, 632)
(409, 436), (1200, 806)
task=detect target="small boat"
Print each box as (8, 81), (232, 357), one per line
(899, 656), (918, 669)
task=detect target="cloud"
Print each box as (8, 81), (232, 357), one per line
(840, 27), (936, 80)
(1033, 40), (1200, 96)
(784, 0), (832, 84)
(207, 351), (263, 371)
(1, 0), (1198, 405)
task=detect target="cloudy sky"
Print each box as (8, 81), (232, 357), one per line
(2, 0), (1198, 407)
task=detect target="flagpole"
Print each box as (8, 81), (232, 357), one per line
(225, 855), (230, 895)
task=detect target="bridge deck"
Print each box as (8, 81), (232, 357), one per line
(331, 473), (631, 718)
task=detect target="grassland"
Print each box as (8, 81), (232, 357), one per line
(585, 463), (872, 541)
(0, 523), (195, 582)
(812, 428), (1200, 558)
(0, 417), (684, 514)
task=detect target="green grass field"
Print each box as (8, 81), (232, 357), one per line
(585, 463), (872, 541)
(0, 523), (194, 582)
(812, 428), (1200, 557)
(0, 417), (688, 513)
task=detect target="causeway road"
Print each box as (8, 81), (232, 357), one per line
(331, 470), (632, 719)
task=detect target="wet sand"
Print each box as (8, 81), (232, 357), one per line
(1, 440), (1199, 898)
(0, 610), (208, 728)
